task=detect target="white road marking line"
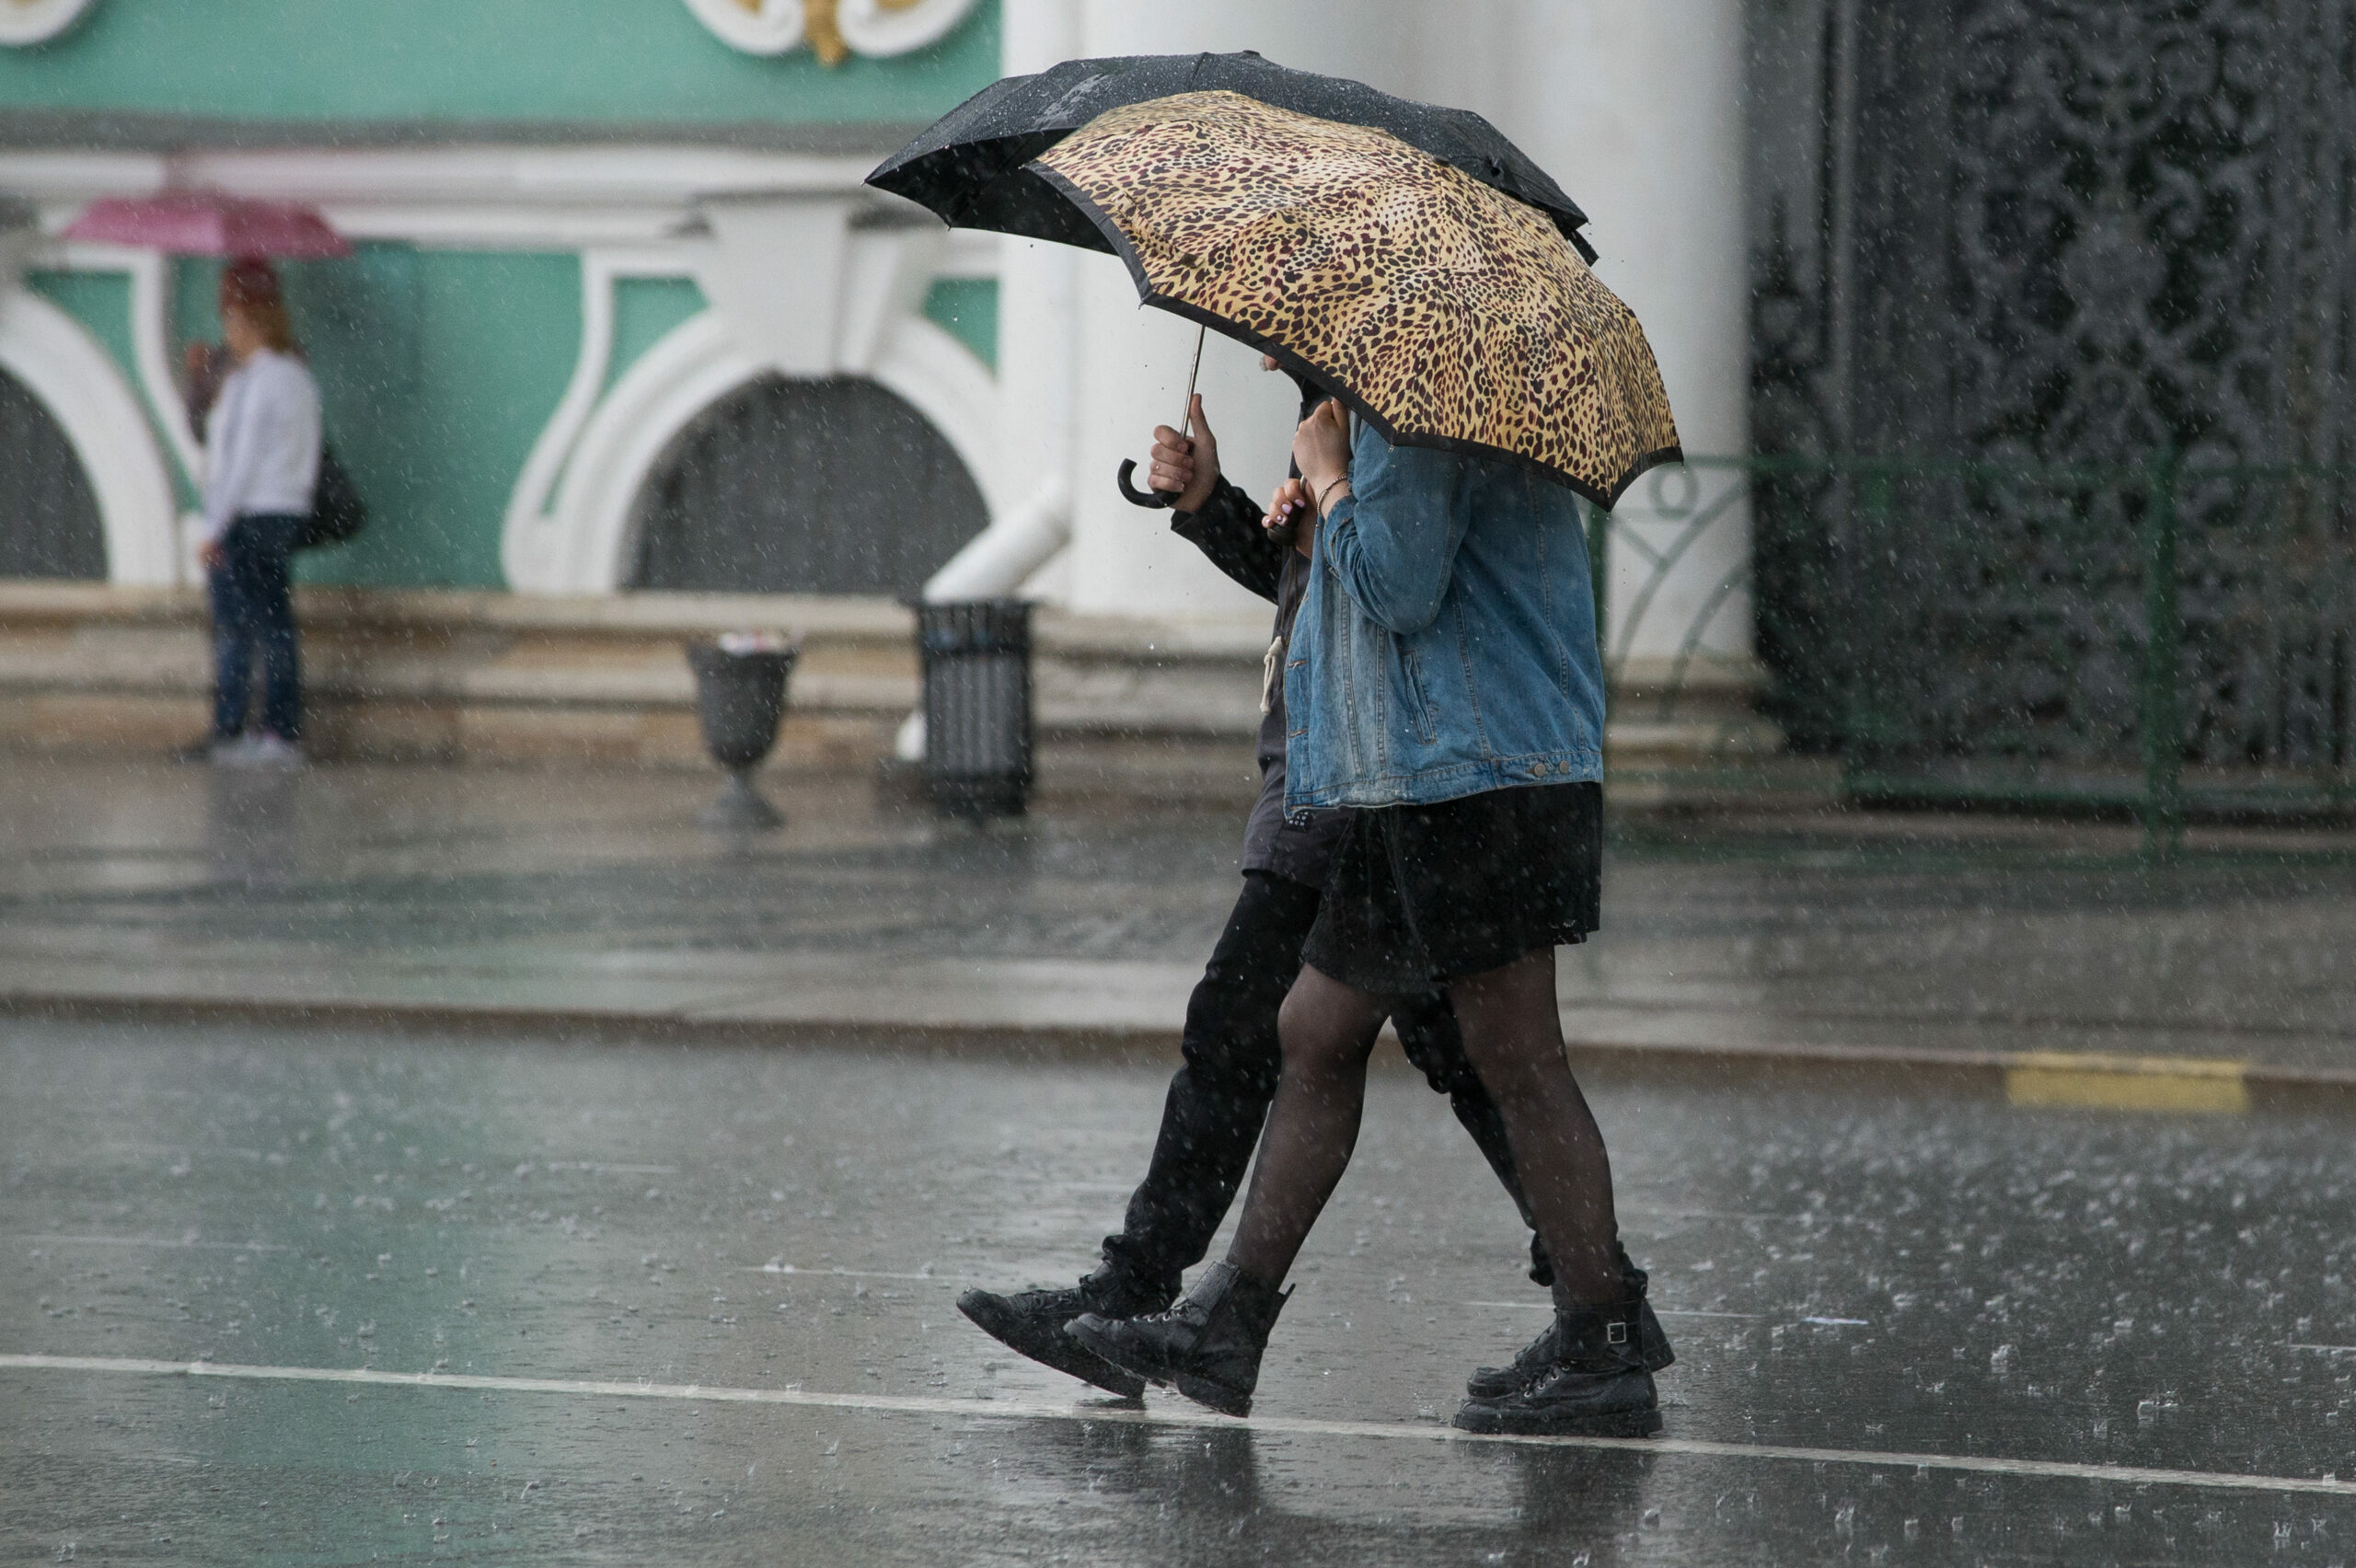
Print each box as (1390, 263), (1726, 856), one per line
(2288, 1342), (2356, 1355)
(5, 1352), (2350, 1499)
(1618, 1205), (1795, 1224)
(1461, 1302), (1762, 1320)
(745, 1264), (951, 1282)
(7, 1236), (291, 1252)
(538, 1163), (680, 1176)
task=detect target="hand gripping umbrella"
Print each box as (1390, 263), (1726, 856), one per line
(867, 52), (1626, 507)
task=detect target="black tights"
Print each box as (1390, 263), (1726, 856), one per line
(1225, 949), (1623, 1309)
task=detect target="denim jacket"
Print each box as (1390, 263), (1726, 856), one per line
(1283, 423), (1605, 813)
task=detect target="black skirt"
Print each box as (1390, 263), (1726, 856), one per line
(1300, 781), (1601, 995)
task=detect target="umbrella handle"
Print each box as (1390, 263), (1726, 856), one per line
(1116, 458), (1177, 510)
(1116, 325), (1209, 510)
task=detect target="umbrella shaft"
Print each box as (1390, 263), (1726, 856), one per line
(1176, 324), (1205, 440)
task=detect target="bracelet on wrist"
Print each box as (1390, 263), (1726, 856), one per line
(1317, 476), (1352, 516)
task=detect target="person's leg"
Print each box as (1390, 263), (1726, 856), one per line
(208, 525), (254, 743)
(1099, 870), (1319, 1296)
(1444, 948), (1622, 1307)
(957, 870), (1319, 1397)
(1445, 946), (1658, 1435)
(1068, 962), (1384, 1414)
(1391, 992), (1544, 1267)
(1221, 963), (1386, 1286)
(1394, 993), (1677, 1386)
(250, 517), (303, 743)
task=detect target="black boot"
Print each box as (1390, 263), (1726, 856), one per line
(1467, 1251), (1673, 1399)
(1454, 1298), (1661, 1437)
(956, 1262), (1173, 1400)
(1066, 1260), (1289, 1417)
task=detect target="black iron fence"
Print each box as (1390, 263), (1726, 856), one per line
(1589, 454), (2356, 849)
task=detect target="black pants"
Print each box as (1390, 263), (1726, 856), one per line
(1100, 870), (1548, 1297)
(208, 512), (306, 742)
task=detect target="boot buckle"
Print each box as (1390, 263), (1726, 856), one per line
(1606, 1320), (1629, 1346)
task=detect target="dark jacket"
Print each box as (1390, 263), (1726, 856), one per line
(1170, 478), (1347, 887)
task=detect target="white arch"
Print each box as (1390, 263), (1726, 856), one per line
(0, 288), (179, 584)
(676, 0), (803, 54)
(517, 307), (1004, 594)
(837, 0), (981, 56)
(678, 0), (976, 57)
(0, 0), (99, 46)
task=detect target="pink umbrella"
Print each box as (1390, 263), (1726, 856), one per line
(61, 190), (352, 259)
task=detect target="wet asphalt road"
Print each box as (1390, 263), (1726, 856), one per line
(5, 1019), (2354, 1564)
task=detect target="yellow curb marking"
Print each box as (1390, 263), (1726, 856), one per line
(2004, 1053), (2250, 1113)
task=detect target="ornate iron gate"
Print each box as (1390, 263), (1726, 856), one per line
(1745, 0), (2356, 820)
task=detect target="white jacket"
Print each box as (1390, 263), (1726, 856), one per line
(200, 349), (322, 547)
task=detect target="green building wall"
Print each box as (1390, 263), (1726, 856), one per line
(6, 0), (1002, 590)
(0, 0), (999, 131)
(27, 255), (999, 590)
(921, 279), (999, 371)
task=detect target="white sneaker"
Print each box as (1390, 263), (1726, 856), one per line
(208, 733), (262, 767)
(245, 732), (305, 769)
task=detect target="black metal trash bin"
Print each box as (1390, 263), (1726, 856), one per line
(916, 599), (1033, 819)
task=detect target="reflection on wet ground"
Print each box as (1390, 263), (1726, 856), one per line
(5, 1018), (2353, 1562)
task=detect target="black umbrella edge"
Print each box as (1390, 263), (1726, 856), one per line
(868, 55), (1600, 265)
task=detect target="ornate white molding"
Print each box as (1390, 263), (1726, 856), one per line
(533, 308), (759, 593)
(0, 152), (1011, 599)
(504, 200), (999, 594)
(0, 0), (98, 46)
(39, 242), (204, 580)
(503, 252), (1003, 594)
(500, 247), (688, 593)
(835, 0), (981, 57)
(679, 0), (804, 57)
(0, 287), (178, 584)
(680, 0), (978, 62)
(0, 148), (1002, 267)
(55, 242), (201, 485)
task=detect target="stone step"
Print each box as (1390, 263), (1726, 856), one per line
(0, 582), (1815, 806)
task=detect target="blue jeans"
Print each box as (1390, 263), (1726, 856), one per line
(209, 512), (306, 742)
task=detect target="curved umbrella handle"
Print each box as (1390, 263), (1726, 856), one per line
(1116, 458), (1176, 510)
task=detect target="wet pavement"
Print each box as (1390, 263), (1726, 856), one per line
(6, 1016), (2356, 1564)
(3, 757), (2356, 1074)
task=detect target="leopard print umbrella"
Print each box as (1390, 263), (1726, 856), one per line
(1029, 90), (1680, 506)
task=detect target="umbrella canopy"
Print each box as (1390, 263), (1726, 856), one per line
(62, 191), (353, 259)
(1030, 92), (1680, 507)
(868, 50), (1598, 264)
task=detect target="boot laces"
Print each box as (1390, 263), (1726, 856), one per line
(1128, 1293), (1213, 1332)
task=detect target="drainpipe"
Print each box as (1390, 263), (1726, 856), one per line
(893, 477), (1071, 761)
(0, 197), (36, 294)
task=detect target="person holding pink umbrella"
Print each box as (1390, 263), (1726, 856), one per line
(61, 192), (349, 767)
(192, 259), (319, 767)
